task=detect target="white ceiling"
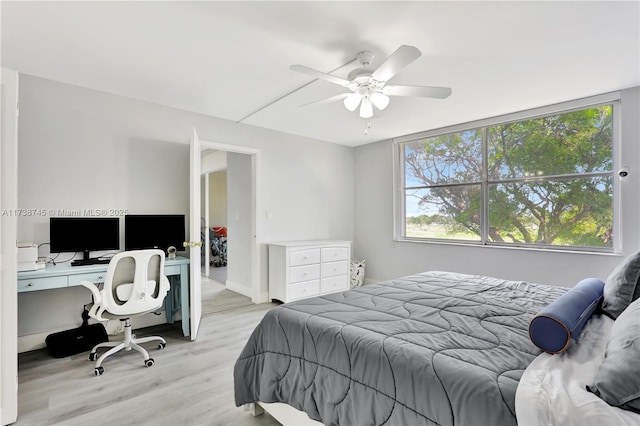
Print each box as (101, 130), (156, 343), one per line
(2, 1), (638, 147)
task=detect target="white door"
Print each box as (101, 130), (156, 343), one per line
(189, 128), (202, 340)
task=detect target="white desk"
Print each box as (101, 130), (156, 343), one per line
(17, 256), (191, 338)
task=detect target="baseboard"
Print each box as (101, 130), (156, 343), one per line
(364, 277), (379, 286)
(226, 280), (253, 298)
(253, 290), (269, 304)
(18, 332), (48, 353)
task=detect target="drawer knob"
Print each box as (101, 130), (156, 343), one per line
(27, 282), (34, 287)
(303, 256), (308, 259)
(98, 276), (104, 280)
(303, 272), (308, 276)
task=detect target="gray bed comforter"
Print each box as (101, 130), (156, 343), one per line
(234, 271), (566, 426)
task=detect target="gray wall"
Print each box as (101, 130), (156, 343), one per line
(209, 171), (227, 228)
(226, 153), (252, 292)
(353, 87), (640, 287)
(17, 74), (354, 345)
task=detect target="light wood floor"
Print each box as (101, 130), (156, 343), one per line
(201, 277), (253, 316)
(16, 297), (280, 425)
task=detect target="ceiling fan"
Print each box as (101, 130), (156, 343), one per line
(290, 45), (452, 119)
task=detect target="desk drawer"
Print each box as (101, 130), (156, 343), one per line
(164, 265), (181, 276)
(18, 276), (67, 293)
(68, 272), (107, 287)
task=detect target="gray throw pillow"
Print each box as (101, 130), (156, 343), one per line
(588, 297), (640, 413)
(601, 250), (640, 319)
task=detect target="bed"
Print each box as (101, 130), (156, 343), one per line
(234, 266), (640, 425)
(516, 313), (640, 426)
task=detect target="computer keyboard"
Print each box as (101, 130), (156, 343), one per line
(71, 258), (111, 266)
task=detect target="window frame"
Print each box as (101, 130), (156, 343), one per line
(393, 92), (622, 253)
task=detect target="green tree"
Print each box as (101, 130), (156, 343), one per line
(405, 106), (613, 247)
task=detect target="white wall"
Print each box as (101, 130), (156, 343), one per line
(353, 87), (640, 287)
(17, 81), (190, 248)
(16, 74), (354, 349)
(201, 150), (226, 174)
(209, 171), (227, 228)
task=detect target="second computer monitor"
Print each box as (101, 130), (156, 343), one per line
(124, 214), (186, 254)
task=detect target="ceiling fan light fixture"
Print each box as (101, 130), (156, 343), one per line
(290, 44), (452, 125)
(359, 97), (373, 118)
(343, 93), (362, 112)
(371, 92), (390, 110)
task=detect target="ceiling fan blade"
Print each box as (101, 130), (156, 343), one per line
(382, 85), (452, 99)
(370, 45), (421, 82)
(298, 93), (350, 107)
(290, 65), (351, 87)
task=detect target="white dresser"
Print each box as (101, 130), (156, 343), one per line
(269, 240), (351, 303)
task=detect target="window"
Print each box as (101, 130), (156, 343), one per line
(397, 99), (616, 251)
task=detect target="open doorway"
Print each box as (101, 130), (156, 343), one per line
(199, 146), (259, 315)
(206, 169), (228, 283)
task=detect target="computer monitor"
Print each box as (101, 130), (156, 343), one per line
(49, 217), (120, 262)
(124, 214), (186, 254)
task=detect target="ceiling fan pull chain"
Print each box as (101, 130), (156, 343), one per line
(364, 118), (372, 135)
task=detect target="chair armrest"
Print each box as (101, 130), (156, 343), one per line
(159, 275), (170, 296)
(81, 281), (106, 320)
(80, 280), (102, 305)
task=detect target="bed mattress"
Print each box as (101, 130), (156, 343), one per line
(234, 271), (566, 426)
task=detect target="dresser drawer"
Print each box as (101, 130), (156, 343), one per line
(289, 280), (320, 301)
(289, 264), (321, 284)
(18, 276), (67, 293)
(321, 247), (349, 262)
(289, 248), (321, 267)
(321, 275), (348, 294)
(321, 260), (349, 278)
(68, 272), (108, 287)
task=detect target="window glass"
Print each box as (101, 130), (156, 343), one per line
(404, 130), (482, 186)
(398, 103), (615, 251)
(487, 106), (613, 179)
(405, 186), (482, 241)
(487, 176), (613, 247)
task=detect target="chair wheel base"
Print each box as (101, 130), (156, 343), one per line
(145, 358), (154, 367)
(89, 352), (97, 361)
(94, 366), (104, 376)
(158, 342), (166, 350)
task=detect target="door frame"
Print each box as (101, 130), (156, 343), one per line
(202, 174), (210, 279)
(1, 68), (19, 426)
(197, 140), (262, 303)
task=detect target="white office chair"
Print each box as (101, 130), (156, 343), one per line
(81, 249), (170, 376)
